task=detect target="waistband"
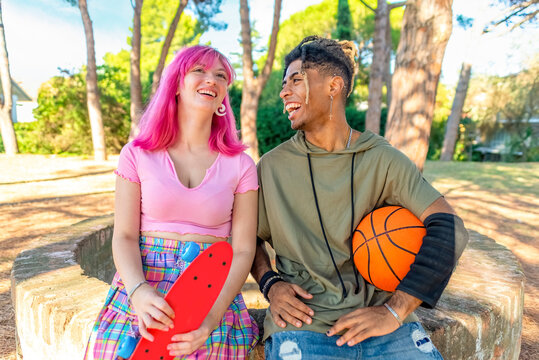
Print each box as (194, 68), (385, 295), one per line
(139, 235), (215, 253)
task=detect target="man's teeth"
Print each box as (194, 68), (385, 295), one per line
(285, 103), (301, 112)
(198, 90), (216, 97)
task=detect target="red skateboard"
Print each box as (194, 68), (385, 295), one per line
(117, 241), (233, 360)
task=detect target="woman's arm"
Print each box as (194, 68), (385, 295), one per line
(112, 176), (174, 340)
(167, 189), (258, 356)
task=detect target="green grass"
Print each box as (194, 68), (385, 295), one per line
(423, 161), (539, 196)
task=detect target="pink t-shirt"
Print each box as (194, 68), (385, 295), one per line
(114, 142), (258, 238)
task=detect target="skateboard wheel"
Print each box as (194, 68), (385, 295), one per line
(117, 334), (139, 359)
(181, 242), (200, 263)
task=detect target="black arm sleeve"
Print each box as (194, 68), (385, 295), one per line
(396, 212), (469, 308)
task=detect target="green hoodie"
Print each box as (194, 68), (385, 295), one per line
(257, 130), (442, 339)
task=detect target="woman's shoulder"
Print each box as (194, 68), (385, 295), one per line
(221, 151), (256, 167)
(120, 141), (165, 158)
(119, 141), (140, 156)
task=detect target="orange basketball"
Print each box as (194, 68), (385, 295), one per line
(352, 206), (425, 292)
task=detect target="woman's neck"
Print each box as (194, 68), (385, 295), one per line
(174, 106), (213, 151)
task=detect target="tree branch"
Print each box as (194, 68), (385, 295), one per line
(389, 1), (407, 10)
(510, 9), (539, 30)
(239, 0), (255, 82)
(150, 0), (188, 97)
(259, 0), (282, 86)
(358, 0), (375, 13)
(493, 4), (531, 26)
(484, 0), (538, 32)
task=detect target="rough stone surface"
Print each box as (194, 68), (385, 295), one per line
(11, 216), (113, 360)
(11, 216), (524, 359)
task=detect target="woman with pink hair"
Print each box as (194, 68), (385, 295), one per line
(84, 45), (259, 359)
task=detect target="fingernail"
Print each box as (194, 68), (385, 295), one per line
(326, 330), (331, 336)
(306, 318), (312, 324)
(296, 321), (301, 327)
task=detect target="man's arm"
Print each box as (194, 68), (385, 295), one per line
(250, 239), (315, 328)
(328, 197), (468, 346)
(250, 238), (273, 283)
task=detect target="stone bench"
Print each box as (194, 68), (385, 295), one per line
(11, 215), (524, 359)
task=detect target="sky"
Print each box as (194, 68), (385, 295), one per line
(3, 0), (538, 98)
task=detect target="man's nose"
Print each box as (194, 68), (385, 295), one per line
(280, 86), (291, 99)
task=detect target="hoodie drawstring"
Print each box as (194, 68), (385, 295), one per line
(307, 152), (361, 299)
(349, 153), (361, 294)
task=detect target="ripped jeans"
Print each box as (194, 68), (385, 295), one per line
(264, 322), (443, 360)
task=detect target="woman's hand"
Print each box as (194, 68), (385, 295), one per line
(166, 323), (213, 356)
(130, 283), (175, 341)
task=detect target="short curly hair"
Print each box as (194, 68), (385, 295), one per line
(284, 35), (357, 103)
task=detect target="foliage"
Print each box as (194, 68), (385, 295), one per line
(459, 55), (539, 161)
(189, 0), (226, 31)
(231, 0), (402, 155)
(427, 82), (454, 160)
(256, 2), (399, 108)
(25, 65), (130, 155)
(248, 106), (387, 156)
(334, 0), (353, 40)
(18, 0), (209, 155)
(453, 117), (481, 161)
(122, 0), (205, 102)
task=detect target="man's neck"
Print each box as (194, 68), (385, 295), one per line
(304, 117), (352, 152)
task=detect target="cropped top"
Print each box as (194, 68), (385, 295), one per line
(114, 141), (258, 238)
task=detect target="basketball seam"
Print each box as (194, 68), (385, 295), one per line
(352, 225), (424, 254)
(367, 212), (376, 284)
(354, 225), (425, 248)
(375, 235), (402, 282)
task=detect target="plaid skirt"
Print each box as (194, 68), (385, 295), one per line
(84, 236), (259, 360)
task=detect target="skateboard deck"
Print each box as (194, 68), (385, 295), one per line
(124, 241), (233, 360)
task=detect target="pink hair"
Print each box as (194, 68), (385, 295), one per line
(133, 45), (247, 155)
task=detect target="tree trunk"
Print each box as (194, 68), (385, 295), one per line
(129, 0), (144, 140)
(0, 0), (18, 155)
(440, 62), (471, 161)
(365, 0), (389, 134)
(150, 0), (188, 98)
(384, 9), (392, 116)
(78, 0), (107, 161)
(384, 0), (453, 171)
(239, 0), (282, 161)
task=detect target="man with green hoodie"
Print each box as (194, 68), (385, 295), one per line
(251, 36), (469, 359)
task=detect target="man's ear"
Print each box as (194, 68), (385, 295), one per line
(328, 75), (345, 98)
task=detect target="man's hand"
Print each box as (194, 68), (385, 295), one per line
(326, 305), (400, 346)
(268, 281), (315, 328)
(327, 290), (422, 346)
